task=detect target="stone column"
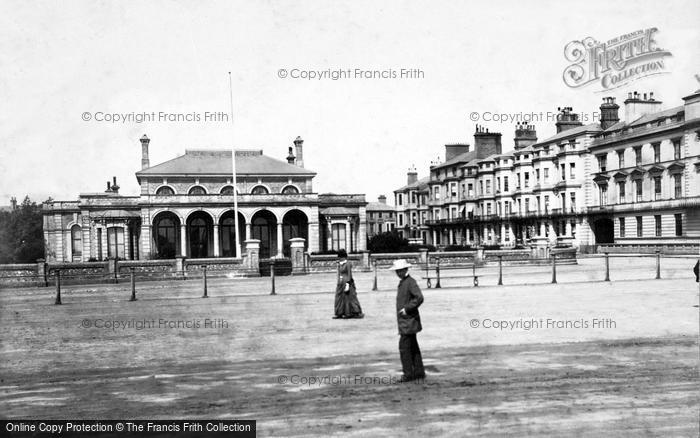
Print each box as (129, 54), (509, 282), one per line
(246, 223), (252, 241)
(140, 220), (151, 260)
(244, 239), (261, 275)
(289, 237), (306, 274)
(539, 221), (546, 237)
(344, 219), (351, 252)
(180, 224), (187, 257)
(276, 222), (283, 257)
(565, 221), (572, 236)
(449, 229), (454, 245)
(508, 223), (515, 244)
(213, 224), (220, 257)
(501, 223), (506, 245)
(432, 230), (437, 246)
(326, 220), (333, 251)
(123, 224), (131, 260)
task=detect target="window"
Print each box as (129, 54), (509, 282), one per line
(617, 150), (625, 168)
(636, 216), (643, 237)
(544, 195), (550, 212)
(561, 194), (566, 212)
(71, 225), (82, 259)
(450, 182), (457, 198)
(156, 186), (174, 196)
(569, 163), (576, 179)
(618, 181), (626, 203)
(619, 218), (625, 237)
(251, 185), (269, 195)
(107, 227), (125, 259)
(397, 194), (403, 205)
(525, 198), (530, 212)
(467, 184), (474, 197)
(188, 186), (206, 195)
(524, 172), (530, 187)
(654, 215), (661, 236)
(434, 187), (440, 200)
(673, 174), (682, 198)
(486, 204), (491, 215)
(503, 177), (509, 192)
(634, 147), (642, 166)
(653, 142), (660, 163)
(331, 223), (346, 251)
(543, 168), (549, 182)
(654, 177), (661, 200)
(535, 169), (540, 183)
(597, 155), (607, 172)
(479, 181), (484, 195)
(97, 228), (103, 260)
(154, 216), (178, 258)
(220, 186), (236, 195)
(673, 139), (681, 160)
(412, 192), (417, 204)
(485, 180), (491, 194)
(635, 180), (643, 202)
(570, 193), (576, 211)
(599, 185), (608, 206)
(496, 177), (501, 192)
(675, 213), (683, 236)
(517, 173), (521, 188)
(282, 185), (299, 194)
(560, 164), (566, 180)
(505, 202), (511, 215)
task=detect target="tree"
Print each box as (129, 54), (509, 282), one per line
(0, 196), (45, 264)
(367, 230), (411, 253)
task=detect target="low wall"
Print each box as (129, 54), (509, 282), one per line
(598, 244), (700, 255)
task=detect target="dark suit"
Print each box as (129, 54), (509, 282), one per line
(694, 260), (699, 282)
(396, 274), (425, 380)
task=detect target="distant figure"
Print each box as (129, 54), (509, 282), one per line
(694, 260), (699, 283)
(333, 249), (364, 319)
(388, 259), (425, 382)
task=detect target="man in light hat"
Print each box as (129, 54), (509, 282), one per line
(388, 259), (425, 382)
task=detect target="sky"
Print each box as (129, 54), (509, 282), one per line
(1, 0), (698, 204)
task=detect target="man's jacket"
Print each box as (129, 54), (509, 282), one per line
(396, 274), (424, 334)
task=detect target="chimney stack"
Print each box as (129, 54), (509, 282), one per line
(474, 125), (502, 158)
(378, 195), (387, 204)
(599, 97), (620, 130)
(106, 181), (111, 192)
(444, 143), (470, 161)
(555, 107), (583, 133)
(293, 136), (304, 167)
(140, 134), (150, 170)
(407, 165), (418, 185)
(623, 90), (662, 124)
(111, 176), (119, 193)
(286, 146), (296, 164)
(514, 122), (537, 149)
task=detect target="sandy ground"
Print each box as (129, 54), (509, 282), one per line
(0, 257), (698, 436)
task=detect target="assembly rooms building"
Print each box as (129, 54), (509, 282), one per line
(43, 136), (368, 262)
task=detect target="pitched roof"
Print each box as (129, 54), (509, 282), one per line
(366, 202), (395, 212)
(628, 105), (683, 128)
(136, 149), (316, 177)
(431, 150), (476, 170)
(536, 123), (601, 145)
(395, 176), (429, 192)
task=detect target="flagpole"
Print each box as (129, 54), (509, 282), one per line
(228, 72), (241, 258)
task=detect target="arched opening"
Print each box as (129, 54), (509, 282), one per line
(282, 210), (308, 257)
(156, 186), (175, 196)
(251, 185), (269, 195)
(282, 185), (299, 194)
(593, 218), (614, 244)
(71, 225), (82, 261)
(153, 212), (181, 259)
(220, 185), (236, 195)
(188, 186), (207, 195)
(187, 211), (214, 258)
(219, 211), (246, 257)
(252, 210), (277, 258)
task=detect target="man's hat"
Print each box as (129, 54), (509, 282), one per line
(387, 259), (411, 271)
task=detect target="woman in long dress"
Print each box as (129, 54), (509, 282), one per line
(333, 249), (364, 319)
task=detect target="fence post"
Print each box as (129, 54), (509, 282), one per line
(202, 265), (208, 298)
(551, 253), (557, 284)
(54, 270), (61, 305)
(372, 259), (378, 291)
(497, 255), (503, 286)
(270, 261), (276, 295)
(604, 252), (610, 282)
(435, 257), (441, 289)
(655, 250), (661, 279)
(473, 257), (478, 287)
(129, 267), (137, 301)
